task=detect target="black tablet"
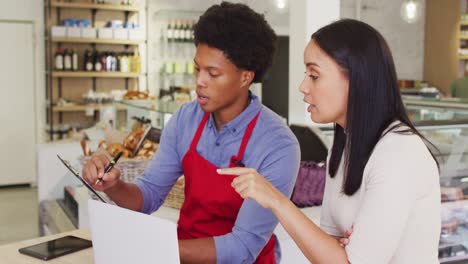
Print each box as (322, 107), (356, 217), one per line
(18, 235), (92, 260)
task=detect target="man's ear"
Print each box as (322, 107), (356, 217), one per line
(240, 70), (255, 87)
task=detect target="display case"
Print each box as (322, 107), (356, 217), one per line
(404, 97), (468, 170)
(316, 98), (468, 263)
(403, 98), (468, 263)
(115, 99), (177, 130)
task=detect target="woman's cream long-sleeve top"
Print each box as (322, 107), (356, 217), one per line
(320, 123), (441, 264)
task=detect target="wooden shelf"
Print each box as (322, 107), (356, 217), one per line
(50, 1), (140, 12)
(459, 55), (468, 60)
(52, 71), (142, 78)
(460, 35), (468, 40)
(52, 104), (127, 112)
(51, 37), (144, 45)
(461, 20), (468, 26)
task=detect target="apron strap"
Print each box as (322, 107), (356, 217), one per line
(190, 112), (210, 151)
(234, 111), (261, 164)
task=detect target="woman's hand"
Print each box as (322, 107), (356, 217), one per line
(338, 225), (353, 248)
(217, 167), (284, 210)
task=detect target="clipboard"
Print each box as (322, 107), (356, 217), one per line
(57, 155), (107, 203)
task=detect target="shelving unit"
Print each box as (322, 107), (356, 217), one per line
(460, 17), (468, 64)
(147, 8), (199, 107)
(52, 104), (127, 112)
(51, 71), (142, 78)
(50, 1), (140, 12)
(44, 0), (147, 140)
(461, 12), (468, 79)
(51, 37), (144, 45)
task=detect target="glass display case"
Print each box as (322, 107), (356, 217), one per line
(318, 98), (468, 263)
(404, 98), (468, 263)
(115, 99), (178, 130)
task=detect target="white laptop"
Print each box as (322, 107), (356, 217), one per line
(88, 199), (180, 264)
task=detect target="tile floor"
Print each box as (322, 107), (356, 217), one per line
(0, 185), (39, 245)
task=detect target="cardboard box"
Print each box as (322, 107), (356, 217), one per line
(51, 26), (66, 37)
(113, 28), (128, 40)
(67, 27), (81, 38)
(128, 28), (145, 40)
(81, 27), (97, 39)
(97, 28), (113, 39)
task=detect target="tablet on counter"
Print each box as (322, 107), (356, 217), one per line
(18, 235), (92, 260)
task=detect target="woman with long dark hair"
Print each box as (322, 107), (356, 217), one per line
(219, 19), (441, 263)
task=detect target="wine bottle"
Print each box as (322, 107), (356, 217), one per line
(71, 49), (78, 71)
(54, 47), (64, 71)
(63, 49), (72, 71)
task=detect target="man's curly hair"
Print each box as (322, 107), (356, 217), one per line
(194, 2), (277, 83)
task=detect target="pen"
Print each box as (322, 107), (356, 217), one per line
(95, 151), (123, 185)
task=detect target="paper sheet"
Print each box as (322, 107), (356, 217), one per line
(88, 199), (180, 264)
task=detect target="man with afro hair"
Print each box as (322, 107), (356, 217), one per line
(82, 2), (300, 263)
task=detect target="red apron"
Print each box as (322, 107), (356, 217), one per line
(178, 112), (276, 264)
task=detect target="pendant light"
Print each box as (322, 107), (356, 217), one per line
(400, 0), (421, 24)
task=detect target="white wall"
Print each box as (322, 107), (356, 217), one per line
(287, 0), (425, 125)
(288, 0), (340, 126)
(0, 0), (46, 144)
(340, 0), (426, 80)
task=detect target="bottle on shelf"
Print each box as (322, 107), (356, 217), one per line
(163, 59), (174, 75)
(183, 20), (191, 43)
(102, 52), (109, 71)
(167, 19), (174, 43)
(105, 52), (113, 72)
(115, 52), (120, 72)
(173, 20), (180, 43)
(54, 47), (64, 71)
(126, 52), (133, 73)
(71, 49), (78, 71)
(63, 49), (72, 71)
(93, 50), (102, 72)
(190, 20), (195, 42)
(119, 52), (129, 73)
(84, 49), (93, 71)
(132, 48), (141, 73)
(179, 20), (185, 43)
(111, 52), (118, 72)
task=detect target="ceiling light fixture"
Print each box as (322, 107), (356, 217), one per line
(276, 0), (287, 10)
(400, 0), (421, 24)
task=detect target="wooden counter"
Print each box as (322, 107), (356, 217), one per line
(0, 229), (93, 263)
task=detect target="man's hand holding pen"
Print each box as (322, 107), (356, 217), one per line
(82, 154), (122, 192)
(95, 151), (123, 185)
